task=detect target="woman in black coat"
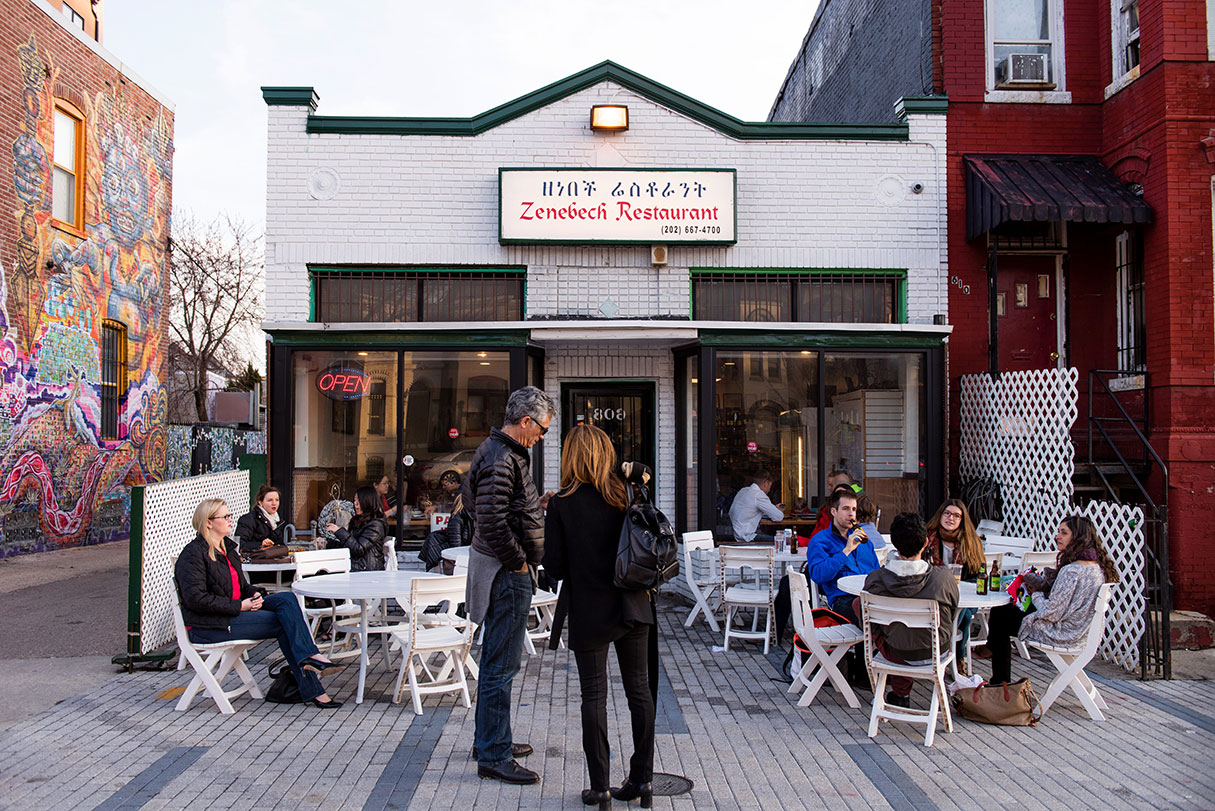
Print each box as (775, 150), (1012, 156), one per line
(235, 484), (287, 554)
(543, 424), (655, 810)
(325, 486), (387, 572)
(174, 497), (344, 708)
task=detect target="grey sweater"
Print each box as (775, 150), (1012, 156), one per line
(1019, 562), (1106, 649)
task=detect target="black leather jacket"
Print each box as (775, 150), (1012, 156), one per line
(234, 508), (286, 553)
(468, 428), (544, 571)
(329, 517), (387, 572)
(174, 534), (258, 630)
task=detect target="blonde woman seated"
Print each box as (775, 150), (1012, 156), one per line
(174, 498), (345, 709)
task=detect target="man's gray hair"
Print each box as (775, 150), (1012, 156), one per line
(503, 385), (556, 426)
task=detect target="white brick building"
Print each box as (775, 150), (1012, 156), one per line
(262, 63), (950, 541)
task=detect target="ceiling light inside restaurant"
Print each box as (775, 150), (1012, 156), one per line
(590, 104), (628, 131)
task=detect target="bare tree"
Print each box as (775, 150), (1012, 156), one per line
(168, 212), (264, 422)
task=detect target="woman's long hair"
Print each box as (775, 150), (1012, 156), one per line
(925, 498), (985, 573)
(1057, 515), (1120, 583)
(350, 485), (384, 529)
(559, 424), (627, 511)
(192, 498), (229, 562)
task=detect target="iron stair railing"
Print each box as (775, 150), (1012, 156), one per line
(1087, 370), (1170, 679)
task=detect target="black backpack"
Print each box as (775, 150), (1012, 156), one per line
(265, 662), (302, 704)
(614, 482), (679, 591)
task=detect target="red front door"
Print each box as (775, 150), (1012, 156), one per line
(997, 256), (1059, 372)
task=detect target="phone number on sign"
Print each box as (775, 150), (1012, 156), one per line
(661, 225), (722, 235)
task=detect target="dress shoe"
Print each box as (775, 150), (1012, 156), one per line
(477, 759), (540, 785)
(885, 691), (911, 709)
(972, 644), (992, 659)
(611, 779), (653, 808)
(471, 742), (533, 759)
(309, 697), (343, 709)
(582, 788), (612, 809)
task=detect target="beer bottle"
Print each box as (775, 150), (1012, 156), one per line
(976, 561), (988, 595)
(990, 561), (1001, 593)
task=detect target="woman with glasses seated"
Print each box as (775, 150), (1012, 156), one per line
(174, 498), (345, 709)
(924, 499), (986, 671)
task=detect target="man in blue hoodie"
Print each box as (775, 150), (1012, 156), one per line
(806, 487), (879, 626)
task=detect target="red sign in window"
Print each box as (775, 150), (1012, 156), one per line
(316, 367), (370, 400)
(448, 427), (460, 439)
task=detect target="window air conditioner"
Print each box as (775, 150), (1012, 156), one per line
(999, 53), (1048, 85)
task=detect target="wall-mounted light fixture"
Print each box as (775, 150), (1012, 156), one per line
(590, 104), (628, 132)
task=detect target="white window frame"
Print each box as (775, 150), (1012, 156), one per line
(1107, 0), (1141, 98)
(984, 0), (1072, 103)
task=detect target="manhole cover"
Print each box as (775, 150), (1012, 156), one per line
(651, 773), (694, 797)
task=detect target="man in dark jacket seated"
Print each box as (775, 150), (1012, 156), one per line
(465, 385), (555, 786)
(860, 512), (958, 709)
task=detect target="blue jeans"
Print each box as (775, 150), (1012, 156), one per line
(188, 591), (325, 702)
(956, 607), (977, 661)
(474, 567), (532, 766)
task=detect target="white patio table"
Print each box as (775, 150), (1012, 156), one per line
(292, 570), (443, 703)
(837, 573), (1010, 680)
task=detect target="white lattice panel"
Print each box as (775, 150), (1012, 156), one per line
(136, 470), (251, 654)
(959, 368), (1078, 544)
(1082, 501), (1144, 671)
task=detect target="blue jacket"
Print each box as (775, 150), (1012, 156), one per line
(806, 524), (879, 606)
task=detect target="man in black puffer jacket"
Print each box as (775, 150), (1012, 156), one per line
(466, 385), (554, 786)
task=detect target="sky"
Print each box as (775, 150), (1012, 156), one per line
(104, 0), (821, 227)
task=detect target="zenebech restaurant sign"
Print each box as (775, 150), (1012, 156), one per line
(499, 168), (737, 245)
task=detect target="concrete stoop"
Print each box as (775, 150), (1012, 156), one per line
(1171, 610), (1215, 650)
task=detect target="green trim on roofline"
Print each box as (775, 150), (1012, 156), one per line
(700, 330), (946, 349)
(261, 86), (319, 110)
(308, 265), (526, 274)
(268, 330), (530, 348)
(895, 96), (949, 121)
(295, 62), (909, 141)
(689, 267), (907, 276)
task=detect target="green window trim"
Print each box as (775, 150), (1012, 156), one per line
(688, 268), (909, 325)
(308, 266), (526, 324)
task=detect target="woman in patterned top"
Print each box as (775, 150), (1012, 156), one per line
(985, 515), (1119, 685)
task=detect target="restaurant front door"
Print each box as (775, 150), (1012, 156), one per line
(561, 383), (656, 483)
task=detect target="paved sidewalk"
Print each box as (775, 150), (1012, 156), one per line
(0, 595), (1212, 810)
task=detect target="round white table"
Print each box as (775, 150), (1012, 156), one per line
(836, 574), (1009, 679)
(440, 546), (470, 564)
(292, 570), (443, 703)
(243, 559), (297, 592)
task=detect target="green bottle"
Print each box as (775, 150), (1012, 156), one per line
(976, 561), (988, 595)
(990, 562), (1001, 593)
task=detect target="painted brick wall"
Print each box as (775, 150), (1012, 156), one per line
(0, 0), (174, 556)
(769, 0), (937, 124)
(264, 83), (949, 328)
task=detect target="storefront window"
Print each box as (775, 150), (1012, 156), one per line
(823, 353), (925, 527)
(714, 350), (819, 537)
(682, 354), (699, 531)
(290, 349), (510, 537)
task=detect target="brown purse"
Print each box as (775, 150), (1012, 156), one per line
(246, 544), (291, 561)
(953, 678), (1042, 726)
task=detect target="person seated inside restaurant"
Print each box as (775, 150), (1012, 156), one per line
(425, 470), (463, 515)
(728, 469), (784, 543)
(858, 512), (958, 708)
(373, 474), (398, 519)
(984, 515), (1119, 686)
(235, 484), (288, 556)
(325, 485), (387, 572)
(925, 499), (985, 671)
(812, 468), (854, 534)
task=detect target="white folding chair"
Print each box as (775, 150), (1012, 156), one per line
(524, 565), (562, 656)
(719, 545), (775, 654)
(384, 538), (398, 571)
(861, 592), (954, 747)
(391, 575), (475, 714)
(293, 549), (361, 653)
(983, 535), (1035, 576)
(1028, 582), (1113, 720)
(682, 531), (721, 632)
(874, 546), (891, 566)
(977, 519), (1004, 536)
(170, 596), (262, 714)
(786, 571), (864, 709)
(1020, 550), (1059, 571)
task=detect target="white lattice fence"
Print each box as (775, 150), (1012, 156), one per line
(131, 470), (250, 655)
(1081, 501), (1144, 671)
(959, 368), (1079, 544)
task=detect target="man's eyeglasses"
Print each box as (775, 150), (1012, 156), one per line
(529, 417), (549, 436)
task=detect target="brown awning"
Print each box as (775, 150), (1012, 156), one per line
(965, 155), (1151, 240)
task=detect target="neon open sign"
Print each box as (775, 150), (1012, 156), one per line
(317, 367), (370, 400)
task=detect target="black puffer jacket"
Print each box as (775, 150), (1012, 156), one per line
(234, 508), (286, 553)
(468, 428), (543, 571)
(329, 517), (387, 572)
(174, 534), (258, 630)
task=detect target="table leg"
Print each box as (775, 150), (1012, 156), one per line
(356, 600), (369, 704)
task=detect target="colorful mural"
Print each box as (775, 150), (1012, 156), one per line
(1, 35), (173, 555)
